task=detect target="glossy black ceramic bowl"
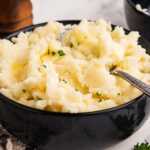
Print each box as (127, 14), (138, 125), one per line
(124, 0), (150, 41)
(0, 20), (150, 150)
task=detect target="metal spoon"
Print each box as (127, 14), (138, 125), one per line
(112, 70), (150, 97)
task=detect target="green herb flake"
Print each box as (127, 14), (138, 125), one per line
(62, 79), (67, 83)
(70, 43), (74, 48)
(117, 93), (121, 96)
(51, 51), (56, 56)
(59, 78), (67, 84)
(36, 97), (43, 101)
(43, 64), (47, 68)
(22, 89), (26, 93)
(77, 41), (80, 46)
(98, 99), (102, 102)
(95, 92), (101, 97)
(58, 50), (65, 56)
(134, 141), (150, 150)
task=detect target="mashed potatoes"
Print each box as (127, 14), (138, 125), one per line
(0, 19), (150, 113)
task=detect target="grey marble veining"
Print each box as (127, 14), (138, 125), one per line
(32, 0), (127, 27)
(95, 0), (127, 27)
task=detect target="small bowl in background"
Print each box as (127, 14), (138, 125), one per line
(124, 0), (150, 41)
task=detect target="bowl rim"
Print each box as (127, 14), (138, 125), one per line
(127, 0), (150, 17)
(0, 92), (145, 117)
(1, 20), (145, 117)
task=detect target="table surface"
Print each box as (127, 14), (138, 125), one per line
(1, 0), (150, 149)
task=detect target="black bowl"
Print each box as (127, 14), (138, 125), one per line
(0, 20), (150, 150)
(124, 0), (150, 41)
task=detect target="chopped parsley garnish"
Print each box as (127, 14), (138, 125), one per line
(58, 50), (65, 56)
(98, 99), (102, 102)
(77, 41), (80, 46)
(42, 64), (47, 68)
(36, 97), (43, 100)
(133, 141), (150, 150)
(59, 78), (67, 83)
(59, 79), (67, 83)
(62, 79), (67, 83)
(95, 92), (101, 97)
(75, 89), (79, 91)
(70, 43), (74, 48)
(51, 51), (56, 56)
(22, 89), (26, 93)
(117, 93), (121, 96)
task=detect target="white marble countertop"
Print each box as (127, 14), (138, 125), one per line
(1, 0), (150, 149)
(31, 0), (127, 27)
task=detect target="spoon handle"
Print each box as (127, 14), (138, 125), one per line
(113, 70), (150, 97)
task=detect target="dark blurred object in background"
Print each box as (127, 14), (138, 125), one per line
(0, 0), (33, 38)
(124, 0), (150, 41)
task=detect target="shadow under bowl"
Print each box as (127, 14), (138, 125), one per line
(124, 0), (150, 41)
(0, 20), (150, 150)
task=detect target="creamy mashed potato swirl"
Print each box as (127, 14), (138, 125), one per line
(0, 19), (150, 113)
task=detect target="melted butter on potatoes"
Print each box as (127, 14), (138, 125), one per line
(0, 19), (149, 113)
